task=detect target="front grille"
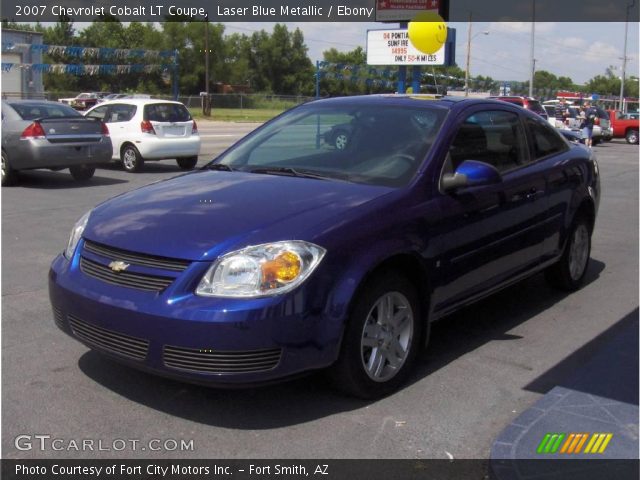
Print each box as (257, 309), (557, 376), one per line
(163, 345), (282, 374)
(68, 314), (149, 361)
(83, 240), (190, 272)
(52, 306), (65, 329)
(80, 256), (174, 292)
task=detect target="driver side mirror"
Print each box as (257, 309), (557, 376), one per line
(441, 160), (502, 192)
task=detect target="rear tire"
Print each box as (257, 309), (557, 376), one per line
(69, 165), (96, 181)
(329, 272), (422, 399)
(626, 129), (639, 144)
(545, 214), (591, 291)
(121, 145), (144, 172)
(177, 156), (198, 170)
(1, 150), (17, 186)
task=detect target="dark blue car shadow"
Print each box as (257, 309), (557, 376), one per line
(78, 259), (605, 429)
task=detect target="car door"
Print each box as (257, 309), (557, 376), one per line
(428, 107), (548, 317)
(523, 115), (583, 263)
(105, 103), (138, 159)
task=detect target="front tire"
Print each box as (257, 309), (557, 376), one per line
(626, 129), (639, 144)
(121, 145), (144, 172)
(69, 165), (96, 181)
(177, 156), (198, 170)
(545, 214), (591, 291)
(332, 130), (349, 150)
(329, 273), (422, 399)
(1, 150), (17, 186)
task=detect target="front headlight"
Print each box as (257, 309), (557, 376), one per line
(64, 211), (91, 259)
(196, 241), (326, 298)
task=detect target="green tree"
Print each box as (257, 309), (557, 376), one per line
(585, 66), (639, 99)
(244, 24), (314, 95)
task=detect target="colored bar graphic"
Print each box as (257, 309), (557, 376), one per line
(584, 433), (599, 453)
(598, 434), (613, 453)
(537, 433), (552, 454)
(574, 433), (589, 453)
(539, 433), (613, 455)
(560, 433), (575, 454)
(550, 433), (566, 453)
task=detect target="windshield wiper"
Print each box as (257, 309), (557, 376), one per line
(249, 166), (333, 181)
(206, 163), (235, 172)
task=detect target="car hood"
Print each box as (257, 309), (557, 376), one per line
(85, 170), (392, 261)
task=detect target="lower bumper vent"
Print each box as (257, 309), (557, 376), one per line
(69, 314), (149, 361)
(163, 345), (282, 374)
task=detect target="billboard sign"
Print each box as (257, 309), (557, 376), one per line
(367, 29), (445, 65)
(375, 0), (440, 22)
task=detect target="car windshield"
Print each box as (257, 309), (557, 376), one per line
(9, 103), (81, 120)
(214, 103), (448, 187)
(144, 103), (191, 122)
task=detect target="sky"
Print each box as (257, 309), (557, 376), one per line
(221, 21), (639, 85)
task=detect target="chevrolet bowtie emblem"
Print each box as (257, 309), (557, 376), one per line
(108, 260), (130, 272)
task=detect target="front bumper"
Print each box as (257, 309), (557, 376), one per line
(48, 251), (342, 386)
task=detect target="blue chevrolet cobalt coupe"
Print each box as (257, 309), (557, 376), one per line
(49, 95), (600, 398)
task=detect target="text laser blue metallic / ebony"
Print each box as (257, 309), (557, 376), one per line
(49, 95), (600, 398)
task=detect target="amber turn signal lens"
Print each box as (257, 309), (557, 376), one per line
(261, 251), (301, 285)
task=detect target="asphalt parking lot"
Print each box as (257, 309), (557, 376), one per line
(1, 123), (638, 461)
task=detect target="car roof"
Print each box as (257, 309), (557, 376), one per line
(306, 94), (507, 111)
(2, 99), (72, 106)
(93, 98), (184, 106)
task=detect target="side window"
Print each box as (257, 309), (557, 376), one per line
(108, 104), (136, 123)
(526, 118), (568, 160)
(446, 110), (527, 174)
(86, 106), (109, 121)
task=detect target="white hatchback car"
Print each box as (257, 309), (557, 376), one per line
(84, 99), (200, 172)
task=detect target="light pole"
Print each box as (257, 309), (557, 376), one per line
(203, 16), (211, 116)
(528, 0), (536, 97)
(464, 14), (489, 97)
(618, 0), (635, 112)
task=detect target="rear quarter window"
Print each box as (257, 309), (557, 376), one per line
(144, 103), (191, 122)
(526, 117), (568, 159)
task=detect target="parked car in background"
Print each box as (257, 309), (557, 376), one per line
(592, 106), (612, 142)
(50, 95), (600, 398)
(1, 100), (112, 186)
(83, 99), (200, 172)
(58, 92), (92, 106)
(608, 110), (640, 144)
(542, 104), (597, 144)
(542, 105), (559, 127)
(58, 92), (110, 110)
(488, 96), (548, 120)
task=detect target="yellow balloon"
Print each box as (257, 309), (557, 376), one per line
(408, 12), (448, 55)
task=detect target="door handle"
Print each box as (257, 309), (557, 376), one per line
(526, 188), (544, 200)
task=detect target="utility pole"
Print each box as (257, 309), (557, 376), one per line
(464, 12), (472, 97)
(203, 16), (211, 116)
(528, 0), (536, 97)
(618, 0), (634, 112)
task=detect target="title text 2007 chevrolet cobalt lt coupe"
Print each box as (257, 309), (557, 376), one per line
(49, 96), (599, 398)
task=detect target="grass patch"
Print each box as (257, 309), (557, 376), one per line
(190, 108), (286, 122)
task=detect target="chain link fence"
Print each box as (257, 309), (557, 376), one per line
(2, 91), (314, 110)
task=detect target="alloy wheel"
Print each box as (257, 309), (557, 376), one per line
(360, 291), (413, 382)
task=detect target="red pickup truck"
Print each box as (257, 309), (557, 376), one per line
(608, 110), (639, 144)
